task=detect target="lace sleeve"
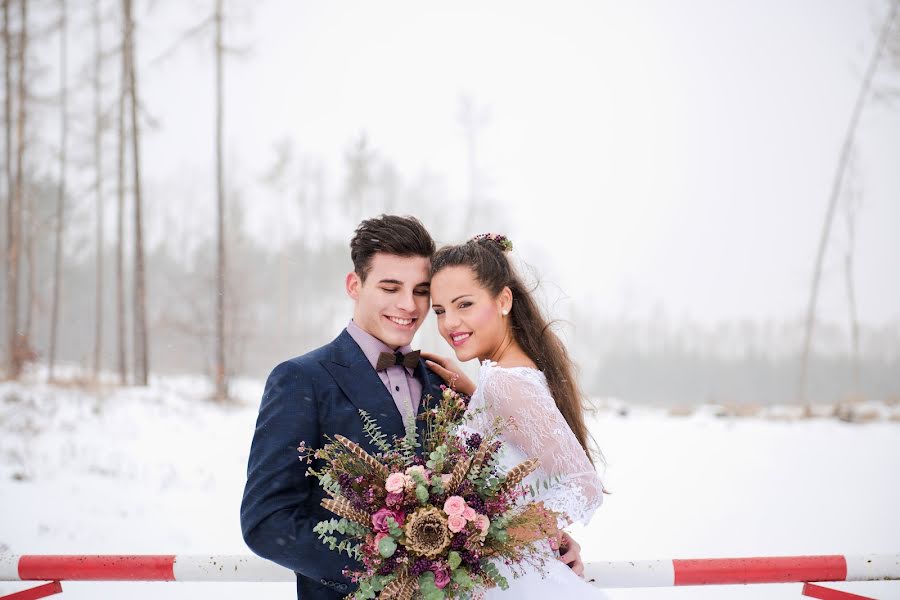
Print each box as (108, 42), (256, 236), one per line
(481, 367), (603, 527)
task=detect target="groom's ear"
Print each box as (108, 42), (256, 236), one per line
(346, 272), (362, 300)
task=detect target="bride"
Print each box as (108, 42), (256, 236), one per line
(423, 233), (607, 599)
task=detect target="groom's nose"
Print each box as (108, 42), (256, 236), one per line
(395, 290), (417, 313)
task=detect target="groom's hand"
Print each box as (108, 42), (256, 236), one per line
(558, 531), (584, 577)
(421, 352), (476, 396)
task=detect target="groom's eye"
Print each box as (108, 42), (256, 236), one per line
(414, 289), (429, 296)
(381, 288), (398, 293)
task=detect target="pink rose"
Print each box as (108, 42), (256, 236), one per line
(462, 506), (476, 521)
(447, 514), (467, 533)
(385, 491), (404, 507)
(443, 495), (466, 516)
(475, 514), (490, 535)
(372, 508), (404, 533)
(405, 465), (429, 481)
(433, 567), (451, 590)
(385, 473), (408, 493)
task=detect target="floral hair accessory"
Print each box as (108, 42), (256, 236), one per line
(471, 232), (513, 253)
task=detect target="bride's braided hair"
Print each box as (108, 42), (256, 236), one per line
(432, 234), (599, 465)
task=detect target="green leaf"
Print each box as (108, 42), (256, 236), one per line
(415, 484), (430, 504)
(480, 561), (509, 590)
(448, 550), (461, 570)
(358, 409), (392, 454)
(378, 535), (397, 558)
(418, 571), (437, 593)
(451, 568), (474, 589)
(356, 579), (376, 599)
(385, 516), (404, 539)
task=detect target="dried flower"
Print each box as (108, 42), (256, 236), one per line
(404, 506), (452, 558)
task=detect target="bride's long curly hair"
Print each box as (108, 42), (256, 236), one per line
(431, 236), (602, 466)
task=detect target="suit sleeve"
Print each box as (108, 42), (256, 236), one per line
(240, 360), (352, 586)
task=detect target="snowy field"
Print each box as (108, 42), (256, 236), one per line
(1, 372), (899, 600)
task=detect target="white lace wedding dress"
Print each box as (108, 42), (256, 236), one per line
(463, 360), (607, 599)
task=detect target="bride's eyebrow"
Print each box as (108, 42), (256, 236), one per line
(452, 294), (472, 303)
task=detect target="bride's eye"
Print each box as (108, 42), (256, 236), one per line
(458, 301), (472, 309)
(433, 307), (445, 315)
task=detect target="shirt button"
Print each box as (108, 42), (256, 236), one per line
(395, 386), (400, 391)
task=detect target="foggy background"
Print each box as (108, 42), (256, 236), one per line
(3, 0), (899, 407)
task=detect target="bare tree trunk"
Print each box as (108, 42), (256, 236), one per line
(7, 0), (27, 379)
(796, 0), (899, 408)
(2, 0), (12, 379)
(843, 154), (862, 397)
(48, 0), (68, 382)
(124, 0), (147, 386)
(213, 0), (227, 401)
(22, 172), (32, 338)
(92, 0), (103, 381)
(116, 0), (127, 384)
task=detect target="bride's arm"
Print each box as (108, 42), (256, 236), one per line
(482, 369), (604, 527)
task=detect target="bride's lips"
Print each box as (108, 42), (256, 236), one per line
(449, 331), (472, 347)
(384, 315), (417, 329)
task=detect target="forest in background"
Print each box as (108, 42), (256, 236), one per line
(2, 0), (899, 407)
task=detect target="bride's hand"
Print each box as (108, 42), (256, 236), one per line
(558, 531), (585, 577)
(421, 352), (476, 396)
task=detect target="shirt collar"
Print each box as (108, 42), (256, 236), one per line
(346, 319), (415, 373)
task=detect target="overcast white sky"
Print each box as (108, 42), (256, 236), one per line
(37, 0), (900, 327)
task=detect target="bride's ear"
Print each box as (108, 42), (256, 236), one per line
(498, 286), (513, 316)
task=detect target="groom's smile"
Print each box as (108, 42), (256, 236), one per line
(386, 316), (416, 327)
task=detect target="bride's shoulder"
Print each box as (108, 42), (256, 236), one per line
(478, 359), (549, 399)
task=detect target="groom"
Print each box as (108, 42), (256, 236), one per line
(241, 215), (584, 599)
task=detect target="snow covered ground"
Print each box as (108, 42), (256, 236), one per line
(1, 372), (899, 599)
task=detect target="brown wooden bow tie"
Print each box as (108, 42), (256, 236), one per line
(375, 350), (421, 371)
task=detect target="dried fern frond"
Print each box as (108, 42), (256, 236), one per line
(445, 455), (473, 492)
(334, 434), (389, 479)
(467, 436), (492, 476)
(381, 575), (417, 599)
(380, 576), (406, 598)
(321, 497), (370, 527)
(498, 457), (540, 493)
(398, 577), (418, 600)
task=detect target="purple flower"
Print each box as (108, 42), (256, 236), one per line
(411, 558), (433, 576)
(433, 567), (451, 589)
(372, 508), (404, 533)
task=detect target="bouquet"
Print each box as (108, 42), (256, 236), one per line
(299, 385), (561, 600)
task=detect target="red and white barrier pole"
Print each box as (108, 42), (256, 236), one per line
(0, 555), (294, 583)
(1, 553), (898, 597)
(581, 554), (900, 587)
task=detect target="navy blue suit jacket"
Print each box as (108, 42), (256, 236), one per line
(241, 329), (443, 599)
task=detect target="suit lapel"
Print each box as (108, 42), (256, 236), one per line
(414, 360), (446, 440)
(321, 330), (405, 438)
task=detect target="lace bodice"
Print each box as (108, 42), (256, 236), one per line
(465, 360), (603, 527)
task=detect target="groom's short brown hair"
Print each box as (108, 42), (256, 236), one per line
(350, 215), (436, 282)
